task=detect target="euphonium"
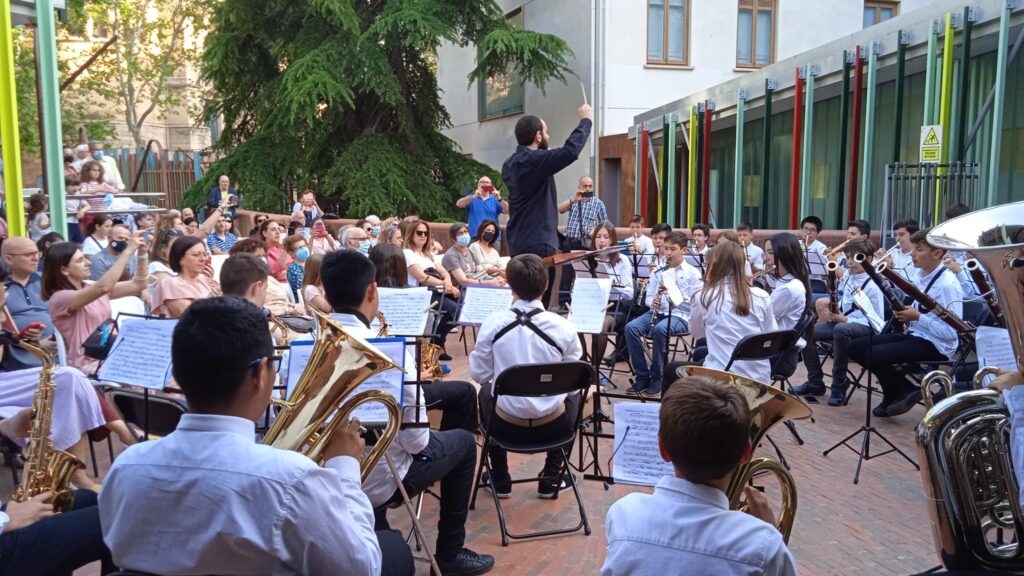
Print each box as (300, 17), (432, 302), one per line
(263, 309), (402, 483)
(915, 200), (1024, 571)
(674, 366), (812, 543)
(0, 331), (84, 513)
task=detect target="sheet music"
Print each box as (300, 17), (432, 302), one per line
(567, 278), (612, 334)
(457, 285), (513, 326)
(285, 341), (316, 399)
(98, 317), (177, 389)
(352, 338), (406, 423)
(853, 288), (885, 333)
(613, 402), (675, 486)
(976, 326), (1017, 387)
(368, 287), (432, 335)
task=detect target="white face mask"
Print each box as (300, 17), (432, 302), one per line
(358, 239), (372, 255)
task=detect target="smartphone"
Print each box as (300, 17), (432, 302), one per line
(481, 185), (495, 192)
(583, 191), (595, 198)
(18, 322), (46, 339)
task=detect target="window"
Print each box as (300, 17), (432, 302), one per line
(864, 1), (899, 28)
(478, 9), (525, 121)
(647, 0), (689, 65)
(737, 0), (775, 68)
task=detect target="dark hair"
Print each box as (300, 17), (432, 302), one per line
(946, 203), (970, 220)
(321, 250), (376, 311)
(172, 297), (274, 411)
(660, 376), (751, 483)
(664, 231), (687, 247)
(506, 254), (547, 301)
(80, 159), (105, 183)
(368, 244), (408, 288)
(591, 221), (620, 265)
(182, 216), (197, 226)
(87, 214), (112, 236)
(769, 233), (812, 315)
(476, 219), (499, 241)
(40, 242), (82, 300)
(229, 238), (267, 255)
(151, 227), (184, 266)
(894, 218), (920, 235)
(651, 223), (672, 236)
(514, 115), (544, 146)
(736, 222), (754, 233)
(799, 215), (822, 233)
(629, 214), (644, 225)
(911, 228), (939, 251)
(37, 232), (64, 255)
(847, 219), (871, 236)
(27, 193), (48, 220)
(691, 223), (710, 237)
(220, 254), (270, 298)
(169, 236), (203, 274)
(448, 222), (469, 241)
(282, 234), (306, 254)
(0, 261), (9, 284)
(844, 239), (876, 260)
(64, 173), (80, 188)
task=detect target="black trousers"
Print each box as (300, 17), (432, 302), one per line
(478, 385), (581, 479)
(559, 237), (587, 306)
(0, 490), (113, 576)
(431, 292), (459, 350)
(513, 243), (556, 307)
(377, 528), (415, 576)
(847, 333), (946, 403)
(423, 380), (479, 433)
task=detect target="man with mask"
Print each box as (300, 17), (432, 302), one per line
(341, 226), (372, 255)
(63, 146), (79, 177)
(442, 222), (503, 289)
(502, 103), (592, 306)
(90, 223), (137, 281)
(89, 140), (125, 191)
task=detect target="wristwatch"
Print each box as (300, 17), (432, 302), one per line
(0, 510), (10, 534)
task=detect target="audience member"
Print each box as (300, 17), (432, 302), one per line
(468, 220), (504, 277)
(152, 236), (218, 318)
(81, 214), (112, 257)
(27, 193), (51, 243)
(283, 234), (309, 297)
(442, 222), (502, 288)
(207, 214), (238, 254)
(310, 218), (338, 254)
(259, 219), (291, 283)
(300, 253), (331, 313)
(89, 223), (136, 281)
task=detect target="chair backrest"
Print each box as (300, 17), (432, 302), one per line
(110, 296), (146, 328)
(791, 308), (817, 349)
(724, 329), (797, 371)
(962, 300), (989, 327)
(492, 361), (594, 399)
(52, 329), (69, 367)
(109, 388), (187, 438)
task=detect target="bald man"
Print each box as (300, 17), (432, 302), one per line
(1, 237), (56, 370)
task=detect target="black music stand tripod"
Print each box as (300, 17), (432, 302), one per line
(821, 330), (918, 484)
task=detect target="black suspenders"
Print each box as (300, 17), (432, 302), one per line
(842, 277), (873, 316)
(493, 308), (564, 354)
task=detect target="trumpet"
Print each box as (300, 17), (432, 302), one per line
(873, 244), (901, 268)
(824, 240), (850, 260)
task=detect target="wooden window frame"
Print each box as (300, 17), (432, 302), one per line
(647, 0), (691, 66)
(736, 0), (776, 69)
(864, 0), (900, 27)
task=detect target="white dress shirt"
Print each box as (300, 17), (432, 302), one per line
(99, 155), (125, 190)
(837, 271), (885, 330)
(907, 265), (965, 359)
(99, 413), (381, 575)
(333, 312), (430, 507)
(744, 243), (765, 269)
(602, 475), (797, 576)
(603, 257), (635, 302)
(646, 261), (704, 322)
(946, 250), (980, 297)
(770, 275), (807, 332)
(806, 239), (827, 254)
(690, 285), (778, 383)
(1003, 386), (1024, 511)
(628, 234), (655, 255)
(469, 299), (583, 419)
(891, 247), (921, 284)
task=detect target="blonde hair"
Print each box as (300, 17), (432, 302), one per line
(699, 241), (752, 317)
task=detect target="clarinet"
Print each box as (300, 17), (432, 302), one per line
(965, 258), (1006, 328)
(872, 259), (976, 340)
(854, 253), (907, 332)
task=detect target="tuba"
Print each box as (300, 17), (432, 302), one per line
(263, 309), (402, 483)
(675, 366), (812, 542)
(0, 331), (84, 513)
(916, 200), (1024, 571)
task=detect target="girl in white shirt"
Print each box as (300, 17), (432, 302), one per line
(587, 222), (635, 363)
(82, 214), (112, 256)
(765, 233), (813, 377)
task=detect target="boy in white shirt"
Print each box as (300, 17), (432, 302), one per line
(737, 222), (765, 274)
(602, 376), (797, 576)
(799, 215), (827, 254)
(626, 215), (655, 255)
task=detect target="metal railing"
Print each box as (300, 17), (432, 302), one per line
(881, 162), (982, 248)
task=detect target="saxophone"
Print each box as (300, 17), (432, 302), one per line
(375, 311), (442, 381)
(0, 331), (85, 513)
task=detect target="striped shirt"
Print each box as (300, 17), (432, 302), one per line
(207, 231), (238, 253)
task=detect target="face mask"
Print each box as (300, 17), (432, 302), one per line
(481, 232), (496, 243)
(358, 239), (372, 255)
(457, 234), (471, 246)
(93, 150), (104, 158)
(63, 154), (74, 164)
(371, 226), (381, 236)
(295, 247), (310, 261)
(110, 240), (128, 253)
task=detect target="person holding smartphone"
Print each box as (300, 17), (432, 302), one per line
(455, 176), (508, 248)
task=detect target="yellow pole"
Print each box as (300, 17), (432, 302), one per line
(0, 0), (25, 236)
(935, 13), (955, 223)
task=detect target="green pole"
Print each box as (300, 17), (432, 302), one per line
(988, 1), (1011, 206)
(760, 80), (774, 229)
(859, 42), (878, 221)
(664, 114), (677, 227)
(633, 125), (642, 214)
(0, 0), (25, 237)
(733, 89), (746, 227)
(37, 0), (67, 236)
(687, 107), (697, 226)
(799, 66), (815, 221)
(923, 21), (939, 126)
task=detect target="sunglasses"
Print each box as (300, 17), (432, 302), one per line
(415, 230), (429, 237)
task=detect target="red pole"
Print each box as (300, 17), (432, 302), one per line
(701, 101), (712, 224)
(640, 128), (650, 220)
(848, 46), (864, 221)
(789, 68), (803, 229)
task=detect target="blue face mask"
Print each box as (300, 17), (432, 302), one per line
(456, 234), (471, 247)
(92, 150), (104, 159)
(358, 239), (372, 255)
(295, 247), (310, 261)
(371, 226), (381, 237)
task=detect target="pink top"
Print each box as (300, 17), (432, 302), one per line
(310, 236), (337, 255)
(49, 289), (111, 374)
(302, 284), (323, 303)
(152, 275), (214, 318)
(79, 181), (118, 211)
(267, 244), (292, 283)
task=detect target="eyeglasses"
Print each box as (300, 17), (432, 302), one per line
(801, 227), (817, 234)
(242, 355), (282, 376)
(415, 230), (429, 237)
(7, 252), (40, 258)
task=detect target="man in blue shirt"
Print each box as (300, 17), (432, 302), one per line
(455, 176), (508, 246)
(1, 237), (56, 371)
(207, 174), (239, 219)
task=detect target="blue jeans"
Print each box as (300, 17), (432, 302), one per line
(625, 311), (688, 392)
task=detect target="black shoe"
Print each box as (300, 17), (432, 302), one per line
(827, 392), (846, 407)
(434, 548), (496, 576)
(439, 352), (453, 361)
(887, 389), (922, 416)
(602, 352), (626, 366)
(625, 383), (648, 395)
(538, 472), (574, 498)
(641, 386), (662, 398)
(872, 404), (891, 418)
(791, 381), (827, 396)
(481, 471), (511, 499)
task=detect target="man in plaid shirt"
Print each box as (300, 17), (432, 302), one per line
(558, 176), (608, 250)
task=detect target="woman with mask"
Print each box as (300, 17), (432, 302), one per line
(365, 215), (382, 245)
(469, 219), (504, 277)
(309, 218), (337, 254)
(283, 234), (310, 298)
(442, 222), (503, 288)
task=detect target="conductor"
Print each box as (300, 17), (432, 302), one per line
(502, 103), (593, 305)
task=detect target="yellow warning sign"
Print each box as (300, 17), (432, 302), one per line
(919, 125), (943, 164)
(922, 127), (939, 146)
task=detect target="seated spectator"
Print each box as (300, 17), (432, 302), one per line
(383, 224), (404, 248)
(283, 234), (309, 298)
(89, 223), (137, 281)
(182, 216), (198, 236)
(309, 218), (338, 254)
(181, 207), (195, 221)
(341, 225), (371, 254)
(152, 236), (219, 318)
(402, 219), (458, 357)
(602, 376), (796, 575)
(2, 237), (57, 371)
(149, 227), (184, 283)
(442, 222), (502, 288)
(207, 214), (238, 254)
(250, 213), (269, 238)
(300, 254), (331, 313)
(365, 214), (382, 245)
(229, 239), (305, 317)
(27, 193), (51, 242)
(81, 214), (112, 257)
(369, 244), (409, 288)
(469, 220), (504, 278)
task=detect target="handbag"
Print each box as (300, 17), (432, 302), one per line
(423, 267), (444, 281)
(277, 315), (315, 333)
(83, 319), (118, 360)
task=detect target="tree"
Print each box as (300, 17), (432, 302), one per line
(187, 0), (573, 220)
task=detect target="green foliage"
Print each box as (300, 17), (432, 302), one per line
(186, 0), (572, 220)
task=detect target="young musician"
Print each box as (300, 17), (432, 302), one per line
(690, 242), (778, 383)
(100, 297), (414, 575)
(625, 232), (703, 397)
(764, 234), (813, 377)
(794, 240), (885, 405)
(587, 222), (634, 364)
(737, 222), (765, 275)
(626, 215), (655, 255)
(848, 229), (966, 417)
(320, 250), (493, 576)
(799, 216), (827, 254)
(470, 254), (584, 499)
(888, 218), (921, 283)
(647, 223), (673, 272)
(939, 203), (980, 298)
(602, 376), (796, 576)
(846, 219), (871, 243)
(691, 223), (711, 256)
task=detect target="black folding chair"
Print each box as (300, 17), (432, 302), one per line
(470, 361), (594, 546)
(109, 388), (188, 440)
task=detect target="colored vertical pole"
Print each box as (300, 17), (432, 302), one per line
(923, 21), (939, 125)
(799, 66), (816, 223)
(701, 101), (712, 224)
(694, 104), (704, 224)
(836, 52), (852, 227)
(687, 107), (698, 227)
(0, 0), (25, 237)
(955, 9), (973, 161)
(848, 46), (864, 220)
(192, 149), (202, 180)
(938, 13), (955, 164)
(633, 125), (643, 214)
(640, 127), (650, 220)
(789, 68), (804, 229)
(37, 0), (67, 236)
(664, 114), (677, 227)
(987, 1), (1011, 206)
(733, 90), (747, 227)
(760, 80), (774, 229)
(893, 33), (907, 165)
(859, 42), (879, 221)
